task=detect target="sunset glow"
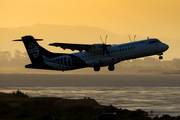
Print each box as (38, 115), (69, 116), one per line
(1, 0), (180, 37)
(0, 0), (180, 60)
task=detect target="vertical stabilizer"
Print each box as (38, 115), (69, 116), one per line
(13, 35), (58, 64)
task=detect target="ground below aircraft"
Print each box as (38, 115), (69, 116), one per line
(13, 35), (169, 72)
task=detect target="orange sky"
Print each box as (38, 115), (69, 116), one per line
(1, 0), (180, 39)
(0, 0), (180, 60)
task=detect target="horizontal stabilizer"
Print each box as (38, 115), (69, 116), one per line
(25, 63), (46, 69)
(13, 35), (43, 41)
(13, 39), (43, 41)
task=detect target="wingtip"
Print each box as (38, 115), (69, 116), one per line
(13, 39), (23, 41)
(48, 43), (54, 46)
(49, 43), (58, 46)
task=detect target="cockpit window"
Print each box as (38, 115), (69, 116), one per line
(149, 40), (161, 44)
(156, 40), (161, 43)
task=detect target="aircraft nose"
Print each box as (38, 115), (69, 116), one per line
(162, 43), (169, 51)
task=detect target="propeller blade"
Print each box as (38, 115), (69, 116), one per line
(100, 35), (104, 44)
(102, 45), (105, 56)
(105, 47), (110, 56)
(102, 47), (105, 56)
(105, 35), (108, 44)
(134, 35), (136, 41)
(128, 35), (132, 42)
(99, 35), (110, 57)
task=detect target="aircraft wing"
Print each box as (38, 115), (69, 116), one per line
(49, 43), (92, 52)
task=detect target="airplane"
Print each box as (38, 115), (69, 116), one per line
(13, 35), (169, 72)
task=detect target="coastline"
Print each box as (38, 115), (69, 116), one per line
(0, 91), (179, 120)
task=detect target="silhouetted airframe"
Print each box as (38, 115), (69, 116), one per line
(13, 35), (169, 72)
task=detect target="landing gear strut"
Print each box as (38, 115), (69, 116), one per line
(94, 66), (100, 71)
(158, 53), (163, 60)
(108, 65), (115, 71)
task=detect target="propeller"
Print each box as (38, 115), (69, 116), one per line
(100, 35), (110, 56)
(128, 35), (136, 42)
(128, 35), (132, 42)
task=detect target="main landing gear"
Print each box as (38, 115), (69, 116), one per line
(94, 66), (100, 71)
(93, 65), (115, 71)
(108, 65), (115, 71)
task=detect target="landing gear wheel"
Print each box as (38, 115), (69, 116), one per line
(94, 66), (100, 71)
(108, 65), (115, 71)
(159, 56), (163, 60)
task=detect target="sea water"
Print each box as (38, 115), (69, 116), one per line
(0, 74), (180, 116)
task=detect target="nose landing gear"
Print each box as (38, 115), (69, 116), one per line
(159, 56), (163, 59)
(158, 53), (163, 60)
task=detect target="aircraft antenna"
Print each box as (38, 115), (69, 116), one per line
(128, 35), (132, 42)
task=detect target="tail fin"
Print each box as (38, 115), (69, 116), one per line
(13, 35), (64, 64)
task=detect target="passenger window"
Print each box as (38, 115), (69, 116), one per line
(58, 58), (61, 63)
(68, 58), (71, 65)
(61, 58), (63, 64)
(64, 57), (67, 65)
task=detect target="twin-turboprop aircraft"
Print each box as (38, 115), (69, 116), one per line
(13, 35), (169, 72)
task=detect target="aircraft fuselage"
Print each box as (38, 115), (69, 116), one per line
(14, 36), (169, 72)
(35, 39), (168, 71)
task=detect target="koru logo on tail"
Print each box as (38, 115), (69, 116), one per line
(28, 43), (39, 58)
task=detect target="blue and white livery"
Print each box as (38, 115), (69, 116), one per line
(13, 35), (169, 71)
